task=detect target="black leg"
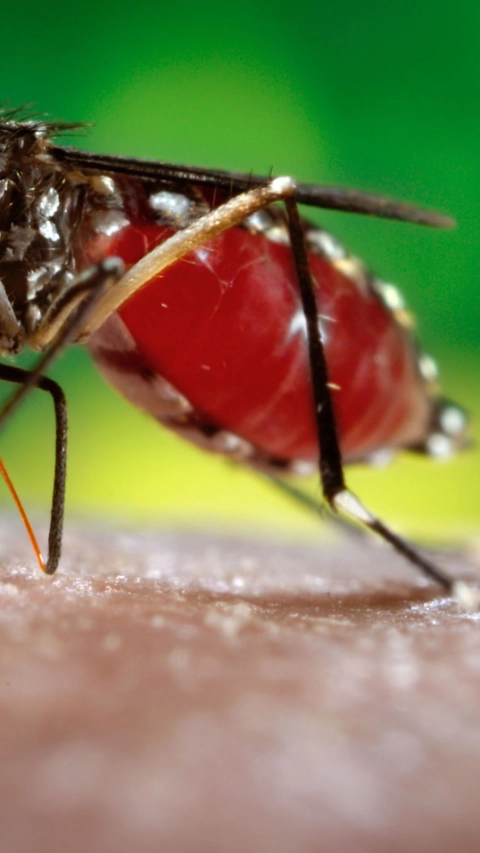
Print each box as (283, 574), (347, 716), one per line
(283, 194), (459, 594)
(0, 365), (66, 574)
(0, 258), (124, 574)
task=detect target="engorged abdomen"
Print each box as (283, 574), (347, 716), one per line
(86, 219), (432, 465)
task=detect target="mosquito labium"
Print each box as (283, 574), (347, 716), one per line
(0, 111), (472, 601)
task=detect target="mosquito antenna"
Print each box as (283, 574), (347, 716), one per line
(0, 455), (45, 572)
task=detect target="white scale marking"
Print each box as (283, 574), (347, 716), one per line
(149, 191), (192, 226)
(307, 229), (347, 260)
(426, 433), (454, 459)
(333, 490), (376, 525)
(90, 209), (129, 237)
(38, 187), (60, 218)
(244, 210), (274, 232)
(378, 281), (406, 312)
(418, 353), (439, 382)
(440, 405), (466, 436)
(287, 308), (307, 340)
(92, 175), (116, 195)
(39, 220), (59, 242)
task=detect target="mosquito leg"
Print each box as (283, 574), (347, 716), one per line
(78, 177), (299, 337)
(282, 194), (465, 597)
(0, 365), (67, 574)
(0, 259), (124, 574)
(0, 259), (124, 428)
(31, 258), (125, 350)
(259, 472), (366, 541)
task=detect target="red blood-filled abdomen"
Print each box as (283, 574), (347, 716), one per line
(86, 220), (431, 464)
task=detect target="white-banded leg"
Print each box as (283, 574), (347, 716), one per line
(282, 193), (477, 605)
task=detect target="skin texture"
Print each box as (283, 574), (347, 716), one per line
(0, 519), (479, 853)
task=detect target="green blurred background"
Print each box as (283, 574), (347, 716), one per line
(0, 0), (478, 546)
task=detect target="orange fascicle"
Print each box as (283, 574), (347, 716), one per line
(0, 456), (45, 572)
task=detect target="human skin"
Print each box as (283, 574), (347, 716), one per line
(0, 521), (479, 853)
